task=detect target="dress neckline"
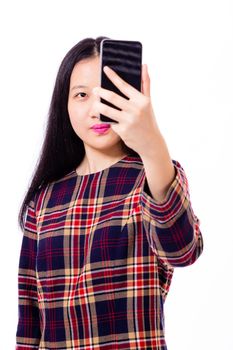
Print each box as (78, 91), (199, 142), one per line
(72, 154), (130, 178)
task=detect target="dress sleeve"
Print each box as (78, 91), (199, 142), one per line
(15, 196), (41, 349)
(140, 159), (204, 268)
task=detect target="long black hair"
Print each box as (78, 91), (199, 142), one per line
(18, 36), (139, 231)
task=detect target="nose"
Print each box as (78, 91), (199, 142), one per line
(89, 93), (100, 119)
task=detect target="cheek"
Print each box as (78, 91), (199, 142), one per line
(68, 101), (87, 126)
(67, 106), (81, 137)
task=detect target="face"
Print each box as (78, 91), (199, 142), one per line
(67, 55), (124, 154)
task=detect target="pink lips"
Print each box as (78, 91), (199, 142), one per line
(91, 124), (111, 134)
(91, 124), (110, 129)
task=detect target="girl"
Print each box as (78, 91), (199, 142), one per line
(16, 36), (203, 350)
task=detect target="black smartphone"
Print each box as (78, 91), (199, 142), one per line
(99, 39), (142, 123)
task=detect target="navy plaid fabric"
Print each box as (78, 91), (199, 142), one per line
(16, 155), (203, 349)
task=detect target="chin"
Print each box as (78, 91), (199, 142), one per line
(84, 138), (121, 150)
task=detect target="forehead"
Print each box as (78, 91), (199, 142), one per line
(70, 56), (100, 84)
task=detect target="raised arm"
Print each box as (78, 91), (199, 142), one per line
(140, 159), (204, 268)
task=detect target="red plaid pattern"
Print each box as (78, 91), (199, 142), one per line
(16, 155), (203, 349)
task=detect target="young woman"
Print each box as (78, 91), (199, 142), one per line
(16, 36), (204, 350)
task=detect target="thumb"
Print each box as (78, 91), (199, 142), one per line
(141, 64), (151, 97)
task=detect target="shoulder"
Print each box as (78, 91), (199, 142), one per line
(31, 169), (77, 214)
(113, 155), (145, 182)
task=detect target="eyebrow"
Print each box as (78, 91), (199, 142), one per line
(71, 85), (88, 91)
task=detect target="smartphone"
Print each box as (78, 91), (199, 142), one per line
(99, 39), (142, 123)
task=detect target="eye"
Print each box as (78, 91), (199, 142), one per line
(74, 92), (87, 98)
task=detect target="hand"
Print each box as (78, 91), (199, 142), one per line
(92, 64), (161, 157)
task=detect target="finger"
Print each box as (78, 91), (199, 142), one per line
(93, 86), (130, 112)
(141, 64), (151, 97)
(103, 66), (140, 100)
(96, 100), (123, 123)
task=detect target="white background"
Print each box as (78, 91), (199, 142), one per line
(0, 0), (232, 349)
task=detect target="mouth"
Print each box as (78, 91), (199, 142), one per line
(91, 124), (111, 134)
(91, 124), (111, 130)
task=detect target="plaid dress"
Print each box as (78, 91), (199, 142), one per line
(16, 155), (203, 350)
